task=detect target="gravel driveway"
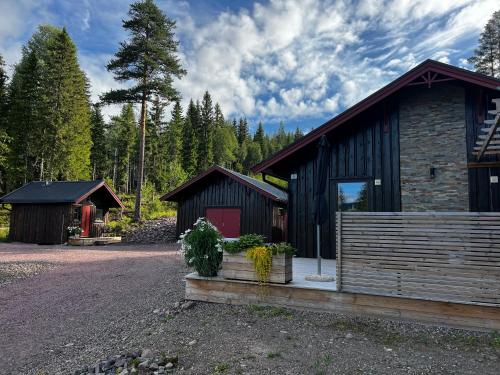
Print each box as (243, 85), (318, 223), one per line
(0, 242), (499, 375)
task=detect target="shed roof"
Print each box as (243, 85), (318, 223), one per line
(252, 59), (500, 175)
(0, 180), (124, 208)
(161, 166), (288, 203)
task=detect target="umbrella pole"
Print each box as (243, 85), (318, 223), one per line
(316, 224), (321, 275)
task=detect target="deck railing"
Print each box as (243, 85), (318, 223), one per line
(336, 212), (500, 306)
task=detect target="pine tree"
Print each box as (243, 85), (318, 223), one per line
(90, 104), (108, 179)
(102, 0), (186, 221)
(468, 10), (500, 78)
(145, 95), (164, 188)
(198, 91), (214, 171)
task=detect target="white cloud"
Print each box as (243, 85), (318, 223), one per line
(0, 0), (497, 127)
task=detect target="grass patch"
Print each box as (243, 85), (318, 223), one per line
(490, 331), (500, 348)
(163, 314), (175, 322)
(211, 362), (230, 374)
(247, 304), (293, 319)
(267, 352), (281, 359)
(0, 227), (9, 242)
(312, 354), (333, 375)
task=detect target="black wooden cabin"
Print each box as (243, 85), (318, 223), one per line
(0, 180), (124, 244)
(161, 166), (288, 241)
(252, 59), (500, 259)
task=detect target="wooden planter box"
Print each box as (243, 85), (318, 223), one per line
(220, 251), (292, 284)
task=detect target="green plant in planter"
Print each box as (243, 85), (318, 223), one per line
(267, 242), (296, 256)
(223, 233), (265, 254)
(179, 217), (223, 277)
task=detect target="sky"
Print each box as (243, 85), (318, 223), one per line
(0, 0), (498, 134)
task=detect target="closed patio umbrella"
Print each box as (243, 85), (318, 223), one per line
(306, 135), (335, 282)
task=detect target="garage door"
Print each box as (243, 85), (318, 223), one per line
(205, 207), (241, 238)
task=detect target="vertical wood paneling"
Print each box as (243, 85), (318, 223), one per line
(289, 103), (401, 259)
(175, 174), (280, 241)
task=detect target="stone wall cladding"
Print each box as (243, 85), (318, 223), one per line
(399, 84), (469, 211)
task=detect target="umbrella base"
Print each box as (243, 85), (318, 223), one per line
(305, 274), (335, 282)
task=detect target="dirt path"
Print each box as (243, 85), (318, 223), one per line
(0, 242), (499, 375)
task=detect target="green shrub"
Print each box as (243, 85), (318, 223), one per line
(223, 234), (265, 254)
(267, 242), (296, 256)
(180, 218), (223, 277)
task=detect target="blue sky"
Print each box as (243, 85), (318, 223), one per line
(0, 0), (497, 135)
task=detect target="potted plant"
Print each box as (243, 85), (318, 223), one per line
(220, 234), (295, 284)
(179, 217), (223, 277)
(67, 226), (83, 238)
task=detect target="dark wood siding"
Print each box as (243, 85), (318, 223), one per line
(288, 101), (400, 259)
(465, 86), (500, 211)
(175, 174), (283, 241)
(9, 204), (74, 244)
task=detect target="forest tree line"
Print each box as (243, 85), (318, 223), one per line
(90, 92), (303, 195)
(0, 24), (302, 197)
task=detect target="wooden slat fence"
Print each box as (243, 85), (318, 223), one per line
(336, 212), (500, 306)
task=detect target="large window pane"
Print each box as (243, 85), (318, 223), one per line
(337, 182), (369, 211)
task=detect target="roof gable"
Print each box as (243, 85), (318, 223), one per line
(252, 59), (500, 174)
(0, 180), (124, 208)
(161, 166), (288, 202)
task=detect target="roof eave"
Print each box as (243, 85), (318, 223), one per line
(161, 166), (288, 203)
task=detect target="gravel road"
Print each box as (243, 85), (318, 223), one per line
(0, 242), (499, 375)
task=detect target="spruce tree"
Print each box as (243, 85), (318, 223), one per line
(163, 100), (183, 165)
(0, 55), (8, 129)
(108, 104), (137, 193)
(468, 10), (500, 78)
(198, 91), (214, 171)
(214, 103), (224, 128)
(181, 115), (197, 176)
(6, 26), (91, 185)
(90, 104), (108, 179)
(145, 95), (164, 188)
(0, 56), (9, 193)
(294, 126), (304, 141)
(253, 121), (265, 155)
(237, 117), (249, 145)
(102, 0), (185, 221)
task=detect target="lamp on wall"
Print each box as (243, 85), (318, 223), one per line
(430, 167), (436, 179)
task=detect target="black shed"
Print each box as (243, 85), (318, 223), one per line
(161, 166), (288, 241)
(0, 180), (124, 244)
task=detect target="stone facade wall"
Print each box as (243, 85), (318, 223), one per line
(399, 84), (469, 211)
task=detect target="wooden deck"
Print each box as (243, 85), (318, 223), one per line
(186, 258), (500, 332)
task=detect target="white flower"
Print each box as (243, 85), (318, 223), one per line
(188, 257), (195, 264)
(204, 254), (209, 259)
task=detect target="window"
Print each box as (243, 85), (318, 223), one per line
(95, 208), (104, 222)
(337, 182), (369, 212)
(72, 205), (81, 224)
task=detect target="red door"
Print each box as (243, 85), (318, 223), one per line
(206, 207), (241, 238)
(81, 205), (92, 237)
